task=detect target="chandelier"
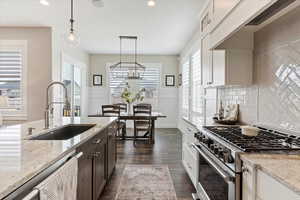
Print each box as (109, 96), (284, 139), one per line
(110, 36), (146, 80)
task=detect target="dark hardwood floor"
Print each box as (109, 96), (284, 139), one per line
(99, 128), (196, 200)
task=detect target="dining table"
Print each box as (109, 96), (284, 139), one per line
(88, 112), (166, 144)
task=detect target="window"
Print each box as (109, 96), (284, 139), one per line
(181, 49), (204, 125)
(108, 64), (160, 111)
(191, 50), (204, 124)
(182, 60), (190, 119)
(0, 41), (27, 119)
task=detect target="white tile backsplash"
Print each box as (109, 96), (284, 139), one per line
(218, 5), (300, 134)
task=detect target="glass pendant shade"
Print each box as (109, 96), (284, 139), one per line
(64, 31), (80, 47)
(147, 0), (156, 7)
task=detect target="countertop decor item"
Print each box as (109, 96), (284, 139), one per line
(214, 103), (239, 125)
(212, 117), (238, 125)
(241, 126), (260, 136)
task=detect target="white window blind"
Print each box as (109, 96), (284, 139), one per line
(191, 50), (204, 124)
(182, 60), (190, 119)
(108, 65), (160, 110)
(0, 50), (23, 112)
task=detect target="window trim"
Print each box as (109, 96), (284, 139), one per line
(0, 40), (28, 120)
(180, 48), (203, 125)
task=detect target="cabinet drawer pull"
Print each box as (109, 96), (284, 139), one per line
(93, 152), (102, 158)
(93, 139), (102, 144)
(242, 166), (249, 174)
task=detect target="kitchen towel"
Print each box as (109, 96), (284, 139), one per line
(35, 156), (78, 200)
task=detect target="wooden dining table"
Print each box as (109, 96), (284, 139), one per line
(88, 112), (166, 144)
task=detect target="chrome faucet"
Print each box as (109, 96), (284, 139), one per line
(45, 81), (70, 129)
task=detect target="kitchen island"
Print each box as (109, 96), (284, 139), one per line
(0, 116), (117, 200)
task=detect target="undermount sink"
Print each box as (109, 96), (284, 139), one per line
(29, 124), (96, 140)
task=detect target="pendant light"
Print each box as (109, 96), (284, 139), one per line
(65, 0), (80, 46)
(40, 0), (50, 6)
(147, 0), (156, 7)
(110, 36), (146, 80)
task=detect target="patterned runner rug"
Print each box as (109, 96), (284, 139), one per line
(115, 165), (178, 200)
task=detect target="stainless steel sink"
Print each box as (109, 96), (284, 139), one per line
(29, 124), (96, 140)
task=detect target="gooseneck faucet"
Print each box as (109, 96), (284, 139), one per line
(45, 81), (70, 129)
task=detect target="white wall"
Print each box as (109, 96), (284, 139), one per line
(88, 54), (179, 128)
(0, 27), (52, 122)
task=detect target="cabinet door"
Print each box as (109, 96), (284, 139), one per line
(212, 50), (226, 86)
(242, 163), (255, 200)
(93, 140), (107, 200)
(107, 123), (117, 178)
(202, 34), (213, 86)
(77, 147), (94, 200)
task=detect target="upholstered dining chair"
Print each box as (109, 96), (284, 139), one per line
(102, 105), (126, 139)
(133, 104), (152, 144)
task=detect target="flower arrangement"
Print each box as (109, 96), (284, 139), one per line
(121, 85), (145, 104)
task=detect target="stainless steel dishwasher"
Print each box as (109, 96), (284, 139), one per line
(2, 151), (82, 200)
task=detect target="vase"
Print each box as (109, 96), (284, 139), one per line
(127, 103), (132, 114)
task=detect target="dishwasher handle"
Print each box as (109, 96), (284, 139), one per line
(22, 189), (39, 200)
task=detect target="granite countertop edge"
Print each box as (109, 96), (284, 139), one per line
(240, 153), (300, 195)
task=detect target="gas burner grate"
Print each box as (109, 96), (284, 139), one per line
(204, 126), (300, 152)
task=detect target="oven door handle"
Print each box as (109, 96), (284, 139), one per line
(191, 144), (235, 183)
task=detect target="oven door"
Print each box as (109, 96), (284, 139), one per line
(192, 144), (237, 200)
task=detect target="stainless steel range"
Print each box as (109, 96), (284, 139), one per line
(191, 126), (300, 200)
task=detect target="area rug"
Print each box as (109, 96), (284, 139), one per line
(115, 165), (178, 200)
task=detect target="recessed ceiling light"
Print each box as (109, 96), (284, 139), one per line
(92, 0), (104, 7)
(147, 0), (156, 7)
(40, 0), (50, 6)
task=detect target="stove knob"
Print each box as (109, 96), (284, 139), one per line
(213, 146), (220, 154)
(218, 148), (224, 157)
(223, 150), (234, 163)
(207, 139), (214, 148)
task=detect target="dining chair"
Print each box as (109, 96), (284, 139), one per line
(114, 103), (128, 139)
(133, 104), (152, 144)
(114, 103), (127, 113)
(102, 105), (126, 139)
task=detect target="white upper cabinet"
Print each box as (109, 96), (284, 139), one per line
(202, 34), (213, 86)
(212, 49), (253, 87)
(202, 29), (254, 87)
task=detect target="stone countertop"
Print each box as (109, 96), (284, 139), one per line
(240, 153), (300, 195)
(0, 116), (117, 199)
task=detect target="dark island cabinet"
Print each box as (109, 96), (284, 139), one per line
(76, 121), (117, 200)
(107, 121), (117, 178)
(93, 138), (107, 200)
(77, 144), (94, 200)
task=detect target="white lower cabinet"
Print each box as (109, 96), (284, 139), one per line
(242, 162), (300, 200)
(181, 121), (199, 188)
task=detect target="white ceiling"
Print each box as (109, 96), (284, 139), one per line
(0, 0), (207, 55)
